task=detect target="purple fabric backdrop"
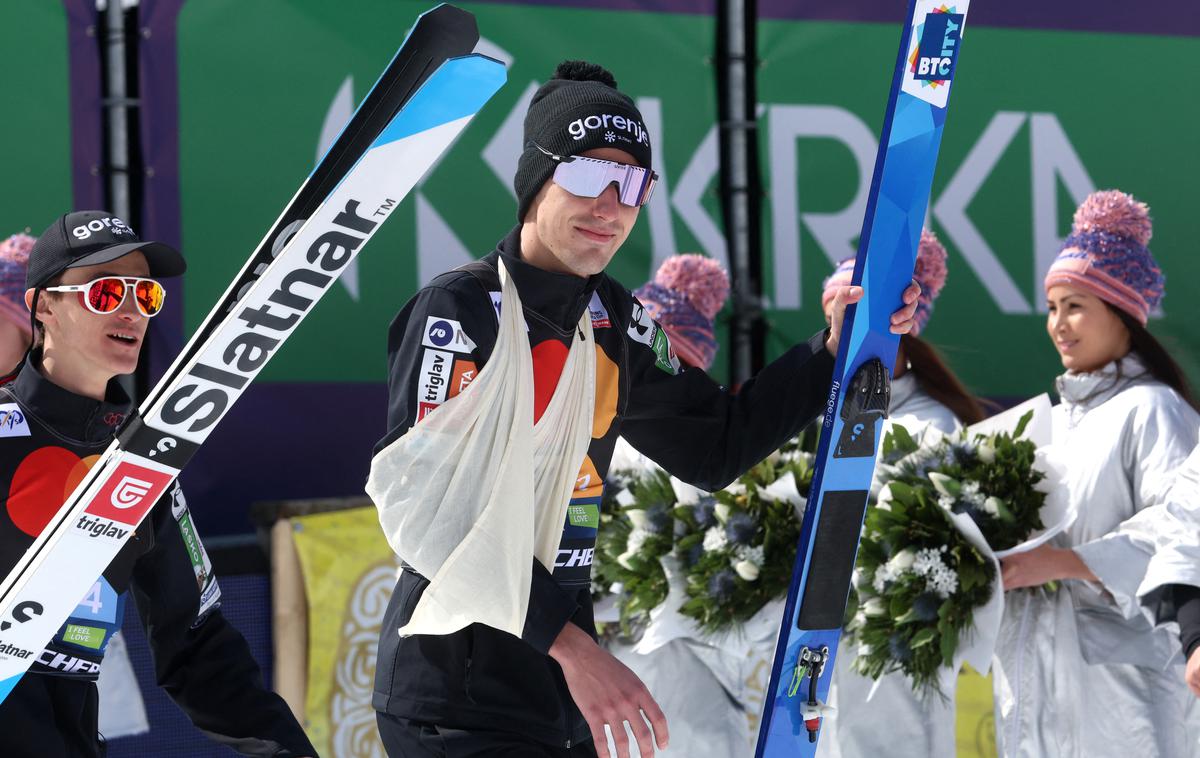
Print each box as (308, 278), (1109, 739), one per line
(138, 0), (188, 384)
(64, 0), (106, 212)
(470, 0), (1200, 35)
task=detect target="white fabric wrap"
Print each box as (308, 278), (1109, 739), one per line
(366, 259), (595, 638)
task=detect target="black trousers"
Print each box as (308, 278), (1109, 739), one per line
(377, 712), (600, 758)
(0, 674), (105, 757)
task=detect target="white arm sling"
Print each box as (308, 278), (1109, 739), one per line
(366, 259), (596, 637)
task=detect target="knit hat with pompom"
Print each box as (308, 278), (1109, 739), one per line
(635, 254), (729, 370)
(1044, 190), (1163, 325)
(821, 229), (949, 335)
(0, 233), (34, 337)
(514, 60), (651, 223)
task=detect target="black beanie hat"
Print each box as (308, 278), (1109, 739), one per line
(514, 60), (652, 223)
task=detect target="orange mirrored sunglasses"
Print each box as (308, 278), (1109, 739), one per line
(44, 276), (166, 317)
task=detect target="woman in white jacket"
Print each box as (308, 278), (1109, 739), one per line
(824, 230), (987, 758)
(1136, 447), (1200, 699)
(993, 190), (1200, 757)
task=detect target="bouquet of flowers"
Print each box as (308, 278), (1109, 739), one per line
(847, 411), (1049, 695)
(675, 432), (817, 633)
(592, 466), (679, 635)
(593, 428), (822, 637)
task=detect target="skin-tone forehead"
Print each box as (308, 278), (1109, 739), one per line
(1046, 284), (1096, 304)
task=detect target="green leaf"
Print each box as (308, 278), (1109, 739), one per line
(939, 623), (958, 667)
(911, 627), (937, 648)
(890, 423), (920, 455)
(887, 480), (915, 506)
(1014, 409), (1034, 439)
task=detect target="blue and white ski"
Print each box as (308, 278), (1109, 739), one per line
(0, 5), (505, 703)
(756, 2), (971, 754)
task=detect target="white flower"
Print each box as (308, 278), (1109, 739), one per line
(627, 509), (650, 529)
(851, 568), (867, 591)
(863, 597), (888, 617)
(853, 610), (868, 628)
(703, 525), (729, 552)
(615, 488), (636, 507)
(714, 503), (732, 523)
(977, 439), (997, 464)
(927, 564), (959, 598)
(983, 496), (1003, 516)
(734, 560), (760, 581)
(723, 481), (747, 496)
(670, 477), (704, 506)
(886, 548), (916, 574)
(873, 563), (899, 592)
(937, 494), (956, 511)
(913, 547), (939, 576)
(876, 483), (895, 511)
(610, 582), (624, 594)
(928, 472), (959, 497)
(624, 527), (650, 555)
(759, 471), (804, 508)
(737, 544), (766, 567)
(961, 479), (986, 506)
(858, 642), (873, 657)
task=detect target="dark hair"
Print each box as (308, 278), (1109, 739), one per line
(28, 272), (64, 348)
(900, 333), (988, 425)
(1110, 305), (1199, 412)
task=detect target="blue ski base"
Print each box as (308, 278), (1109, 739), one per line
(756, 1), (971, 755)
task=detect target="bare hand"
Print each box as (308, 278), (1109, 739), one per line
(1001, 544), (1096, 590)
(550, 622), (668, 757)
(825, 280), (921, 356)
(1186, 646), (1200, 698)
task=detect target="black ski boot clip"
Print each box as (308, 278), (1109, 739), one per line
(833, 358), (891, 459)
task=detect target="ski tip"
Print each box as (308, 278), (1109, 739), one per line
(418, 4), (478, 29)
(369, 53), (506, 150)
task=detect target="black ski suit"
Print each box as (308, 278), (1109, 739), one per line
(0, 356), (316, 757)
(372, 229), (835, 753)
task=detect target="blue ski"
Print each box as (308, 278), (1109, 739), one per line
(756, 2), (971, 754)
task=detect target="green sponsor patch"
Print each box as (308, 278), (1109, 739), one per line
(178, 513), (205, 573)
(652, 328), (678, 374)
(567, 503), (600, 529)
(63, 624), (105, 650)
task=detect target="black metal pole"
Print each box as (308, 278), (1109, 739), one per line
(716, 0), (764, 385)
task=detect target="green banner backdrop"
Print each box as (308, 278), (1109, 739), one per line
(0, 2), (75, 239)
(175, 0), (721, 382)
(758, 21), (1200, 397)
(175, 3), (1199, 399)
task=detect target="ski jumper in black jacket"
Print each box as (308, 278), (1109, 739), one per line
(372, 229), (835, 749)
(0, 356), (317, 758)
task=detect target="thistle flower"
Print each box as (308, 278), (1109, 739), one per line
(708, 570), (738, 602)
(725, 511), (758, 545)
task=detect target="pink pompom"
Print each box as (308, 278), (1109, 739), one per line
(0, 232), (35, 263)
(653, 254), (730, 319)
(1073, 190), (1152, 246)
(913, 229), (948, 301)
